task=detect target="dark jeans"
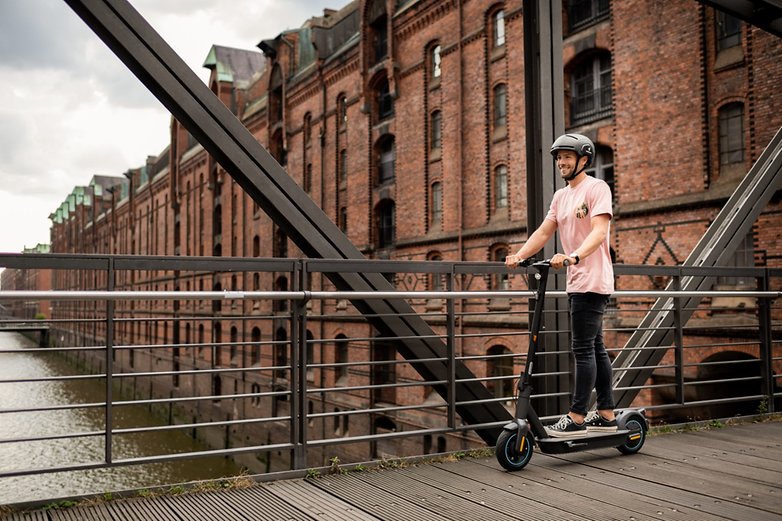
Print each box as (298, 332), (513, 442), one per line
(568, 292), (614, 416)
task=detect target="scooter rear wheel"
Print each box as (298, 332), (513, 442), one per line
(496, 429), (533, 471)
(617, 417), (646, 455)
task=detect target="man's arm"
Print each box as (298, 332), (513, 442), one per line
(505, 219), (558, 268)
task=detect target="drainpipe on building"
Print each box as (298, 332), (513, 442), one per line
(456, 0), (465, 359)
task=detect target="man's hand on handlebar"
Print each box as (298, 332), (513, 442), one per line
(505, 254), (531, 269)
(550, 253), (575, 269)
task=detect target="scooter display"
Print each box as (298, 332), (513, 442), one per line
(495, 259), (647, 471)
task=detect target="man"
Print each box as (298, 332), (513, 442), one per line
(505, 133), (617, 437)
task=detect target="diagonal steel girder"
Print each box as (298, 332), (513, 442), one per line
(612, 126), (782, 408)
(63, 0), (511, 443)
(696, 0), (782, 38)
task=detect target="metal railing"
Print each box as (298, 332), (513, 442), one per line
(0, 253), (779, 494)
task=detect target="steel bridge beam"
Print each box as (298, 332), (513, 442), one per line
(697, 0), (782, 38)
(63, 0), (512, 443)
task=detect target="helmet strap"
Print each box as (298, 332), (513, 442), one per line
(563, 154), (588, 181)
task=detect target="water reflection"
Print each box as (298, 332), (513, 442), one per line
(0, 332), (241, 505)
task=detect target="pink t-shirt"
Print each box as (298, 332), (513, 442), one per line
(545, 175), (614, 294)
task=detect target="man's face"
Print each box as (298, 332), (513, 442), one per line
(556, 150), (586, 178)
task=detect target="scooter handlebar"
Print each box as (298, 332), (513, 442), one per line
(516, 258), (568, 269)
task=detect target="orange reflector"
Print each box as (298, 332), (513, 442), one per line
(519, 436), (526, 452)
(629, 434), (641, 440)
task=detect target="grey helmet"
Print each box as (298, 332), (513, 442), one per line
(550, 133), (595, 180)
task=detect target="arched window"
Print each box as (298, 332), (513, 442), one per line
(339, 149), (348, 187)
(431, 182), (443, 226)
(303, 112), (312, 146)
(372, 336), (396, 404)
(339, 207), (348, 233)
(427, 252), (443, 292)
(306, 330), (315, 382)
(431, 44), (442, 79)
(273, 226), (287, 258)
(252, 235), (260, 257)
(251, 327), (261, 366)
(335, 334), (349, 384)
(368, 0), (388, 64)
(212, 281), (222, 313)
(491, 244), (510, 290)
(229, 326), (238, 365)
(718, 103), (744, 166)
(486, 345), (514, 405)
(493, 9), (506, 48)
(337, 94), (348, 129)
(374, 75), (394, 120)
(273, 276), (288, 312)
(494, 165), (508, 211)
(274, 327), (288, 380)
(585, 145), (615, 200)
(493, 83), (507, 130)
(213, 204), (222, 238)
(430, 111), (442, 152)
(570, 52), (612, 125)
(269, 65), (283, 125)
(377, 136), (396, 185)
(213, 321), (222, 366)
(304, 163), (312, 193)
(375, 200), (396, 249)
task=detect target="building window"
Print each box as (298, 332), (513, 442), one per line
(719, 103), (744, 166)
(493, 83), (507, 130)
(303, 113), (312, 146)
(493, 10), (506, 48)
(491, 245), (510, 290)
(339, 207), (348, 233)
(494, 165), (508, 211)
(377, 136), (395, 185)
(716, 11), (741, 51)
(567, 0), (610, 33)
(431, 182), (443, 225)
(376, 199), (395, 249)
(273, 226), (287, 258)
(274, 327), (288, 379)
(431, 44), (442, 79)
(251, 327), (261, 366)
(375, 76), (394, 120)
(338, 94), (348, 129)
(430, 111), (442, 152)
(571, 52), (612, 125)
(585, 145), (615, 200)
(368, 0), (388, 64)
(339, 149), (348, 187)
(335, 334), (349, 383)
(487, 345), (514, 405)
(428, 252), (443, 292)
(304, 163), (312, 193)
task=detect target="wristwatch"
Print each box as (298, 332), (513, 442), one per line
(569, 252), (580, 265)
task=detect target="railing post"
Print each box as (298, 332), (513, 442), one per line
(758, 271), (775, 414)
(446, 267), (456, 429)
(672, 272), (685, 405)
(291, 261), (308, 470)
(105, 258), (115, 465)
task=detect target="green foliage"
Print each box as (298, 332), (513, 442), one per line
(306, 468), (321, 479)
(757, 398), (769, 415)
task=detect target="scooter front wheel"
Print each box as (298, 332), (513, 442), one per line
(496, 429), (533, 471)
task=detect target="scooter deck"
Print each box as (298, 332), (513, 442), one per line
(537, 429), (637, 454)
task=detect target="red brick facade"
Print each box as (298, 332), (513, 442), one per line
(44, 1), (781, 468)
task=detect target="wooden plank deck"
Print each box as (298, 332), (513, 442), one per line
(3, 421), (781, 521)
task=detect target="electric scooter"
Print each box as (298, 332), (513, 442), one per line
(495, 259), (647, 471)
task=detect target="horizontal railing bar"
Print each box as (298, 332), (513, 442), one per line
(1, 289), (779, 301)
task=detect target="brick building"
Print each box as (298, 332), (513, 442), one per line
(46, 0), (781, 469)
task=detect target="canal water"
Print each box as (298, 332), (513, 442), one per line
(0, 332), (241, 505)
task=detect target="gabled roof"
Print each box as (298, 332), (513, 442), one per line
(203, 45), (266, 88)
